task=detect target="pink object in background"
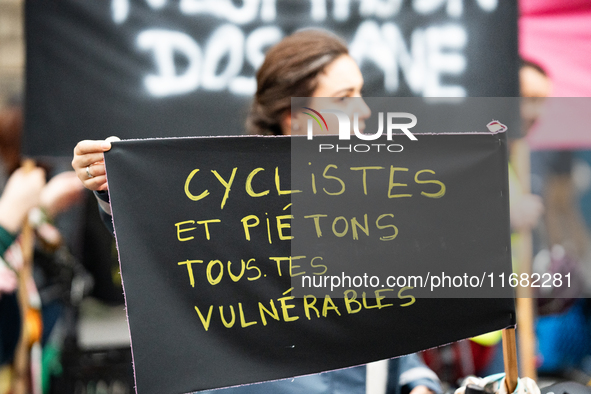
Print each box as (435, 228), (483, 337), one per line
(520, 0), (591, 149)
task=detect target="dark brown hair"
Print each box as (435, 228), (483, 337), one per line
(0, 106), (22, 174)
(520, 58), (548, 77)
(246, 29), (348, 135)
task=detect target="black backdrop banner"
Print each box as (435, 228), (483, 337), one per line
(104, 133), (515, 394)
(24, 0), (518, 156)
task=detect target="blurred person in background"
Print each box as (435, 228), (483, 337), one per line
(0, 165), (45, 365)
(420, 59), (549, 386)
(0, 102), (86, 393)
(524, 59), (591, 375)
(524, 59), (589, 262)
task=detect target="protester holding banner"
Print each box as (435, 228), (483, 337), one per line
(72, 29), (442, 394)
(0, 107), (85, 390)
(0, 164), (71, 370)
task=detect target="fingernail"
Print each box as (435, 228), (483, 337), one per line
(101, 142), (111, 150)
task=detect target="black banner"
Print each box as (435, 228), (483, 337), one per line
(104, 132), (515, 393)
(24, 0), (518, 156)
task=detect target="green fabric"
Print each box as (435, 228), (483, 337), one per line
(42, 345), (62, 394)
(0, 225), (16, 256)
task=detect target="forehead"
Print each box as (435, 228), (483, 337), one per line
(313, 55), (363, 97)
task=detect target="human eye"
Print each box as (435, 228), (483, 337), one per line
(332, 96), (348, 104)
(337, 92), (355, 102)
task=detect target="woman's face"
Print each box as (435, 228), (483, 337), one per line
(520, 65), (551, 134)
(286, 54), (371, 136)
